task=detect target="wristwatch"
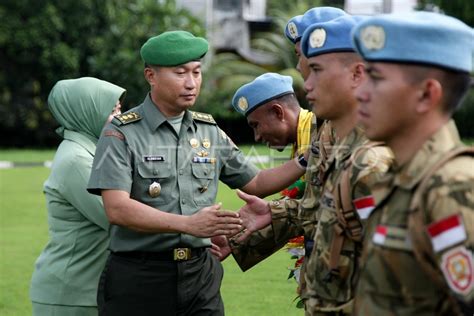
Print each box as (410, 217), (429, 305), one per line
(296, 153), (308, 169)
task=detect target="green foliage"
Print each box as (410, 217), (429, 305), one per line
(0, 0), (204, 147)
(1, 0), (473, 147)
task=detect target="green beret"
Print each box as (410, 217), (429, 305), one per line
(140, 31), (209, 66)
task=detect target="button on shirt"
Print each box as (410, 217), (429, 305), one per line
(88, 94), (259, 252)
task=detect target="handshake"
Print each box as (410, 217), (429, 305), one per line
(190, 190), (273, 261)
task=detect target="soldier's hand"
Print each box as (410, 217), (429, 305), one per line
(186, 203), (242, 238)
(210, 235), (231, 261)
(236, 190), (271, 242)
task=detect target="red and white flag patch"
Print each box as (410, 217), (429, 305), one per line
(353, 196), (375, 220)
(427, 214), (466, 253)
(441, 246), (473, 295)
(372, 225), (387, 245)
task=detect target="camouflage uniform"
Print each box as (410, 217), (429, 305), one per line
(354, 121), (474, 315)
(245, 125), (392, 315)
(301, 125), (391, 315)
(230, 121), (334, 277)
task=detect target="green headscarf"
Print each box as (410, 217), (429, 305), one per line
(48, 77), (126, 140)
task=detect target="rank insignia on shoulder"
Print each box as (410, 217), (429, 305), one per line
(113, 112), (142, 126)
(191, 111), (216, 124)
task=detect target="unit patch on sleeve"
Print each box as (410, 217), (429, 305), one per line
(104, 130), (125, 140)
(441, 246), (473, 295)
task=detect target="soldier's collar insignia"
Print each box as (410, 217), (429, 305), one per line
(287, 22), (298, 39)
(309, 28), (326, 48)
(237, 96), (248, 112)
(360, 25), (385, 51)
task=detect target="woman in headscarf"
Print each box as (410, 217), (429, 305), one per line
(30, 77), (126, 316)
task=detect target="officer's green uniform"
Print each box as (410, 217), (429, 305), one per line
(88, 94), (258, 314)
(354, 122), (474, 315)
(89, 94), (257, 250)
(87, 31), (259, 316)
(88, 94), (258, 315)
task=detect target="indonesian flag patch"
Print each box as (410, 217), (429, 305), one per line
(371, 225), (412, 251)
(427, 214), (467, 253)
(373, 225), (387, 245)
(441, 246), (473, 295)
(353, 196), (375, 220)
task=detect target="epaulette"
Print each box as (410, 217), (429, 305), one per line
(112, 112), (142, 126)
(191, 111), (216, 125)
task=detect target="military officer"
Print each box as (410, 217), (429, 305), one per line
(87, 30), (307, 316)
(352, 12), (474, 315)
(234, 15), (393, 315)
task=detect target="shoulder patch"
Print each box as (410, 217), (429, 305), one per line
(112, 112), (142, 126)
(191, 111), (216, 125)
(441, 246), (473, 295)
(104, 129), (125, 140)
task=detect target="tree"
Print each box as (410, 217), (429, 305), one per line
(0, 0), (204, 147)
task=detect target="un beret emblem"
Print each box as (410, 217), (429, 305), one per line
(360, 25), (385, 51)
(309, 28), (326, 48)
(287, 22), (298, 39)
(238, 96), (248, 112)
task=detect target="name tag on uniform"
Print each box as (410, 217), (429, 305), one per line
(143, 155), (165, 162)
(192, 157), (216, 164)
(372, 225), (412, 251)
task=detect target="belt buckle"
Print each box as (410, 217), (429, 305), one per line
(173, 248), (191, 261)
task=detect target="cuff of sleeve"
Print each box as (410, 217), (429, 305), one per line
(270, 199), (299, 243)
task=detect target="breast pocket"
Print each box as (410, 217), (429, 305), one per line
(134, 162), (173, 206)
(191, 164), (217, 206)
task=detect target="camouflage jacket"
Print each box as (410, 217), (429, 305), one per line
(298, 125), (392, 314)
(354, 121), (474, 316)
(230, 120), (334, 271)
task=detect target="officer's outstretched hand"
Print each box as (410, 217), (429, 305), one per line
(210, 235), (231, 261)
(187, 203), (242, 238)
(235, 190), (271, 242)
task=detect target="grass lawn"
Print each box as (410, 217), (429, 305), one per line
(0, 146), (302, 316)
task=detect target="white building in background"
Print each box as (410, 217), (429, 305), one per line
(176, 0), (274, 64)
(176, 0), (421, 65)
(344, 0), (418, 14)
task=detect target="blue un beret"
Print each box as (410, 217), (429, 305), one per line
(285, 7), (347, 44)
(302, 15), (365, 58)
(352, 12), (474, 73)
(232, 73), (294, 116)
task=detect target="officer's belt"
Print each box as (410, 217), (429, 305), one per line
(113, 247), (208, 261)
